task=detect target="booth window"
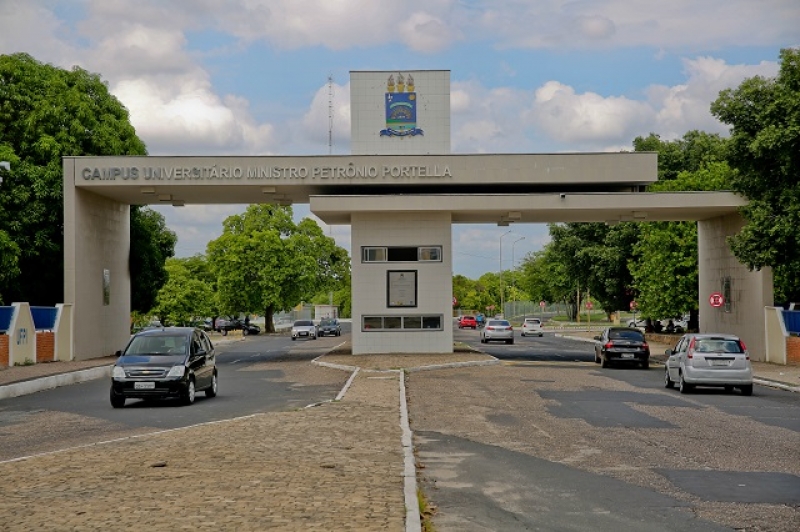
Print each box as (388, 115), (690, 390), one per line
(361, 246), (442, 263)
(362, 315), (443, 331)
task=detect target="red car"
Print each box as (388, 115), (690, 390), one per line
(458, 315), (478, 329)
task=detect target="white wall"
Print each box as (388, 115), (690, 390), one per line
(698, 213), (773, 361)
(351, 70), (450, 155)
(351, 212), (453, 354)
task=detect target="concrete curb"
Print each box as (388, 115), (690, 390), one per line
(0, 365), (112, 400)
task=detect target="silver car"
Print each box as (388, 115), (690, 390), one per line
(480, 319), (514, 344)
(291, 320), (317, 341)
(664, 333), (753, 395)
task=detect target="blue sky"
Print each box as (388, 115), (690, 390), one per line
(1, 1), (798, 278)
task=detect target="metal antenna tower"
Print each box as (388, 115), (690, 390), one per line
(327, 74), (334, 155)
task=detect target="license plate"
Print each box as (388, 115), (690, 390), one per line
(134, 381), (156, 390)
(710, 360), (729, 366)
(620, 353), (634, 359)
(299, 331), (308, 336)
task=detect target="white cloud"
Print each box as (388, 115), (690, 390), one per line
(300, 81), (352, 152)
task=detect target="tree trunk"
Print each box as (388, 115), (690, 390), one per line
(264, 306), (275, 333)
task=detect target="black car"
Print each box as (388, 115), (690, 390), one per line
(594, 327), (650, 369)
(215, 317), (260, 336)
(318, 318), (341, 337)
(110, 327), (217, 407)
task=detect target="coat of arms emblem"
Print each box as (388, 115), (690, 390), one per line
(380, 73), (424, 137)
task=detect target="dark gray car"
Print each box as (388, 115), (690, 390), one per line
(318, 318), (341, 337)
(110, 327), (217, 407)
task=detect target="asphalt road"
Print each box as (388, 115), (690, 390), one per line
(0, 330), (349, 462)
(411, 325), (800, 531)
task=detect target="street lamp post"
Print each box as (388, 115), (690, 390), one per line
(499, 230), (513, 317)
(511, 236), (525, 320)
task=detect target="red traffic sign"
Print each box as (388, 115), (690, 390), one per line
(709, 292), (725, 308)
(585, 301), (593, 310)
(539, 300), (546, 308)
(630, 301), (638, 310)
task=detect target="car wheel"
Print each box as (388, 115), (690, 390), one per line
(480, 337), (486, 343)
(740, 384), (753, 396)
(507, 339), (514, 345)
(521, 332), (525, 337)
(724, 385), (734, 393)
(243, 328), (248, 336)
(292, 337), (296, 341)
(206, 372), (218, 398)
(539, 333), (543, 337)
(664, 368), (674, 388)
(641, 359), (650, 370)
(679, 374), (693, 394)
(182, 379), (196, 405)
(110, 390), (125, 408)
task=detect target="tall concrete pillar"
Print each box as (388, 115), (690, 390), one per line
(698, 213), (772, 360)
(64, 161), (131, 360)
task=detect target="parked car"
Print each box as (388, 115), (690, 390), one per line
(594, 327), (651, 369)
(215, 317), (260, 336)
(520, 317), (543, 337)
(458, 315), (478, 329)
(291, 320), (317, 340)
(318, 318), (341, 337)
(110, 327), (217, 408)
(664, 333), (753, 395)
(480, 319), (514, 344)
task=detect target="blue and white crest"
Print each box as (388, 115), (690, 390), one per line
(380, 73), (424, 137)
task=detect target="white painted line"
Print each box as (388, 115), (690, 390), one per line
(335, 368), (360, 402)
(399, 371), (422, 532)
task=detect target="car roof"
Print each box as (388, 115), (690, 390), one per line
(688, 333), (741, 340)
(133, 327), (196, 338)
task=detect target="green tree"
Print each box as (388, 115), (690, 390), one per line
(630, 161), (735, 322)
(711, 47), (800, 302)
(153, 257), (215, 325)
(130, 207), (177, 313)
(0, 53), (173, 307)
(207, 205), (350, 332)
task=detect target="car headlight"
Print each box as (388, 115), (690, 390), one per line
(112, 366), (126, 379)
(167, 365), (186, 378)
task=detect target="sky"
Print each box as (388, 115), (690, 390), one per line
(1, 1), (798, 279)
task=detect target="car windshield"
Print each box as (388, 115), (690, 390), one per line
(609, 330), (645, 341)
(125, 335), (188, 356)
(294, 321), (314, 327)
(320, 319), (336, 326)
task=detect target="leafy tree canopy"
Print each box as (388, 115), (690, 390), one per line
(711, 47), (800, 301)
(207, 205), (350, 332)
(153, 257), (215, 326)
(0, 52), (172, 307)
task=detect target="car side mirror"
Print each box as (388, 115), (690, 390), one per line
(115, 350), (122, 357)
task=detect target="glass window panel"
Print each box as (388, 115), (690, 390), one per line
(418, 247), (442, 261)
(362, 247), (387, 262)
(363, 316), (383, 330)
(403, 316), (422, 329)
(384, 316), (402, 329)
(422, 316), (442, 329)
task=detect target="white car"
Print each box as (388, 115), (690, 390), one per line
(480, 319), (514, 344)
(291, 320), (317, 341)
(520, 318), (543, 337)
(664, 333), (753, 395)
